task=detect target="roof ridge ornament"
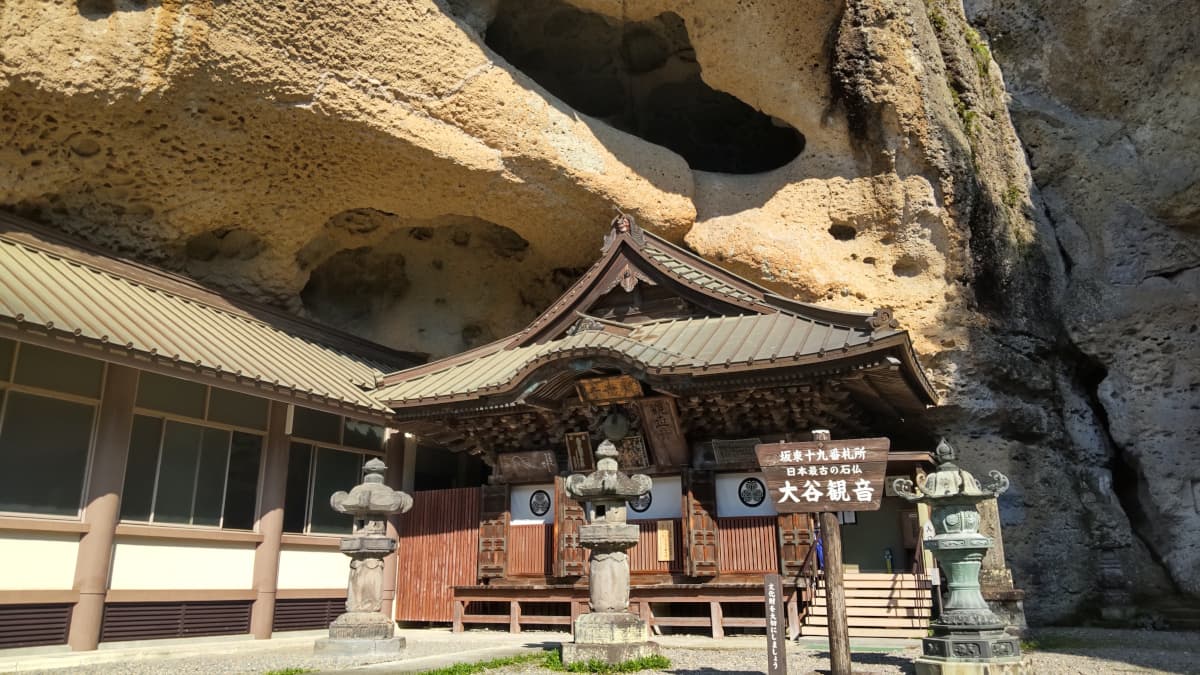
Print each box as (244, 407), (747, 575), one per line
(602, 210), (645, 252)
(867, 307), (900, 333)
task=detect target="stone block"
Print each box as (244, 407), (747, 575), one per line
(313, 636), (406, 656)
(327, 611), (396, 641)
(560, 640), (660, 666)
(572, 612), (648, 644)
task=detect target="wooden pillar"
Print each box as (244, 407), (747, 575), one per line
(382, 431), (406, 619)
(249, 401), (290, 639)
(67, 365), (138, 651)
(821, 511), (851, 675)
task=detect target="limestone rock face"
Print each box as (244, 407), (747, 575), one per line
(0, 0), (1194, 621)
(966, 0), (1200, 603)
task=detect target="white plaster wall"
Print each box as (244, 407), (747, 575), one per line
(716, 472), (778, 517)
(510, 483), (554, 525)
(0, 532), (79, 590)
(276, 546), (349, 589)
(108, 538), (255, 589)
(627, 475), (682, 521)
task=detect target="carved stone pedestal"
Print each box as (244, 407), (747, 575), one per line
(562, 613), (660, 664)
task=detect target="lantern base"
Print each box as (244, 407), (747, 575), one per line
(562, 612), (659, 666)
(915, 631), (1027, 675)
(314, 636), (405, 656)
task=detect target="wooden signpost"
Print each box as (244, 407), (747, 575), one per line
(763, 573), (788, 675)
(755, 432), (890, 675)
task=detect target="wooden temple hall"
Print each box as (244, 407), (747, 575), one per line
(0, 211), (941, 651)
(380, 215), (942, 639)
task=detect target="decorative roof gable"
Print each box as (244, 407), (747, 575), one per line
(374, 215), (936, 418)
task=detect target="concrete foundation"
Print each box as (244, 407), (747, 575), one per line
(313, 636), (406, 656)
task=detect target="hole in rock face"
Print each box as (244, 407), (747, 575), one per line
(828, 224), (857, 241)
(301, 247), (410, 323)
(483, 0), (804, 174)
(892, 254), (928, 278)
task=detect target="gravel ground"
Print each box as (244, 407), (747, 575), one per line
(14, 627), (1200, 674)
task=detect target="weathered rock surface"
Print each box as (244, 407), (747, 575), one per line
(0, 0), (1194, 621)
(966, 0), (1200, 606)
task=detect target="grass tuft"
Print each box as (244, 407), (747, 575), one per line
(419, 650), (672, 674)
(420, 652), (544, 675)
(263, 668), (316, 675)
(544, 651), (672, 673)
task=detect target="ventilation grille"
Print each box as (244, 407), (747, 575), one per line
(100, 601), (251, 642)
(0, 603), (72, 648)
(272, 597), (344, 632)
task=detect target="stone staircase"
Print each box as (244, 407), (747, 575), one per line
(800, 572), (933, 639)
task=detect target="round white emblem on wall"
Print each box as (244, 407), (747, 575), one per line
(529, 489), (551, 517)
(628, 491), (653, 513)
(738, 477), (766, 507)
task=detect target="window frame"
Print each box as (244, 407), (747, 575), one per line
(126, 374), (270, 531)
(283, 439), (383, 536)
(0, 341), (105, 521)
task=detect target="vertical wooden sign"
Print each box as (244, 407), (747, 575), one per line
(632, 396), (689, 467)
(763, 573), (788, 675)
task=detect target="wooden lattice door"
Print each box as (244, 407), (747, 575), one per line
(553, 475), (588, 577)
(683, 469), (719, 577)
(777, 512), (815, 577)
(478, 483), (509, 580)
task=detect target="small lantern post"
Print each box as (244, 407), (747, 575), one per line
(314, 458), (413, 656)
(893, 439), (1028, 674)
(560, 431), (660, 665)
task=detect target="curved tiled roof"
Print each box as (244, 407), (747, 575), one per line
(0, 214), (419, 417)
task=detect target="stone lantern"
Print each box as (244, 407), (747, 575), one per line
(314, 457), (413, 656)
(893, 439), (1028, 674)
(561, 438), (659, 665)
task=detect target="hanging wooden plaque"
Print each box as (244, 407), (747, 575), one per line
(565, 431), (595, 472)
(576, 375), (642, 404)
(497, 450), (559, 483)
(633, 396), (689, 467)
(616, 434), (650, 469)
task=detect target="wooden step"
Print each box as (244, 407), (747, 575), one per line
(806, 619), (926, 634)
(839, 573), (931, 581)
(818, 578), (931, 590)
(814, 588), (932, 599)
(809, 606), (930, 618)
(809, 596), (932, 608)
(806, 616), (928, 629)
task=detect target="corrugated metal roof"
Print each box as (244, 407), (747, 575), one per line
(0, 222), (416, 415)
(374, 312), (892, 404)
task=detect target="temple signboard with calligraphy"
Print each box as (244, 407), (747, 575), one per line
(754, 438), (889, 512)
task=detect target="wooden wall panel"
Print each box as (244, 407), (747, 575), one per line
(630, 520), (684, 574)
(395, 487), (481, 622)
(100, 601), (251, 642)
(0, 603), (72, 648)
(509, 524), (553, 576)
(717, 516), (779, 573)
(272, 597), (344, 632)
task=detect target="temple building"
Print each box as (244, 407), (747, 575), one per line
(378, 215), (941, 639)
(0, 213), (420, 650)
(0, 211), (947, 651)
